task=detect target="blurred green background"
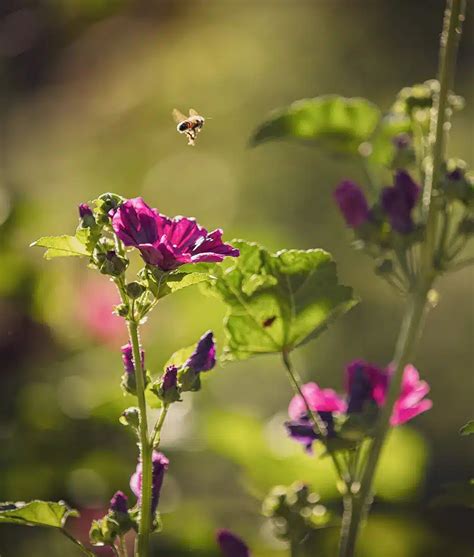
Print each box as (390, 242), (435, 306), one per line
(0, 1), (473, 556)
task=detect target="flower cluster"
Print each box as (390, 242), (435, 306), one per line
(286, 360), (432, 453)
(152, 330), (217, 403)
(334, 170), (420, 236)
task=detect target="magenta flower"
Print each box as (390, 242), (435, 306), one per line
(288, 382), (347, 419)
(381, 170), (420, 233)
(110, 197), (239, 271)
(333, 181), (370, 228)
(286, 383), (346, 452)
(186, 330), (216, 373)
(130, 451), (169, 513)
(345, 359), (432, 425)
(390, 364), (433, 425)
(216, 529), (250, 557)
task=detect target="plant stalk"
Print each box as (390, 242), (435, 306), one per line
(338, 1), (465, 555)
(128, 320), (152, 557)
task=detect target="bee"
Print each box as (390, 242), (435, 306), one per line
(172, 108), (205, 146)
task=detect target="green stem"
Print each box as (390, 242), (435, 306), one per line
(282, 351), (348, 486)
(151, 404), (169, 448)
(290, 538), (302, 557)
(338, 3), (466, 555)
(128, 320), (152, 557)
(338, 287), (429, 557)
(60, 529), (97, 557)
(421, 0), (466, 274)
(118, 536), (128, 557)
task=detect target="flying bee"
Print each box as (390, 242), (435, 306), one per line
(172, 108), (205, 146)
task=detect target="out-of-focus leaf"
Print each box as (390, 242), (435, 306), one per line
(0, 500), (78, 528)
(205, 240), (356, 361)
(369, 114), (412, 167)
(251, 95), (381, 155)
(31, 233), (90, 259)
(460, 420), (474, 436)
(205, 411), (427, 502)
(164, 345), (195, 370)
(432, 479), (474, 509)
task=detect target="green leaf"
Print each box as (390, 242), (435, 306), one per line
(251, 95), (381, 155)
(146, 270), (210, 300)
(205, 240), (357, 360)
(460, 420), (474, 436)
(31, 233), (90, 259)
(0, 500), (79, 528)
(369, 114), (412, 167)
(164, 344), (195, 370)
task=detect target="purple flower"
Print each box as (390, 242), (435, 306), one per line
(216, 529), (250, 557)
(345, 359), (432, 425)
(78, 203), (93, 218)
(110, 197), (239, 271)
(109, 491), (128, 514)
(333, 181), (370, 228)
(286, 383), (346, 452)
(346, 360), (388, 414)
(186, 330), (216, 373)
(381, 170), (420, 233)
(121, 342), (145, 374)
(162, 365), (178, 391)
(130, 451), (169, 513)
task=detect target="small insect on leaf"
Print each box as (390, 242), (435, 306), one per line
(263, 316), (277, 328)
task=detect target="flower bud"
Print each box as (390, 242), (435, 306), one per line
(216, 529), (250, 557)
(98, 250), (128, 277)
(186, 331), (216, 373)
(333, 181), (370, 229)
(155, 366), (181, 404)
(119, 407), (140, 429)
(130, 451), (169, 514)
(380, 170), (420, 233)
(109, 491), (128, 514)
(126, 281), (146, 299)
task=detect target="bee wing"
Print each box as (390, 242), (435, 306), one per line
(188, 108), (199, 116)
(172, 108), (186, 123)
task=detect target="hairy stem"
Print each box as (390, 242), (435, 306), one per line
(60, 529), (97, 557)
(128, 321), (152, 557)
(151, 403), (169, 448)
(338, 2), (466, 555)
(282, 350), (348, 486)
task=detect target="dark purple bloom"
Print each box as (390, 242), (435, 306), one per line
(162, 365), (178, 391)
(79, 203), (93, 218)
(121, 342), (144, 374)
(130, 451), (169, 513)
(186, 330), (216, 373)
(346, 360), (388, 413)
(110, 197), (239, 271)
(381, 170), (420, 233)
(109, 491), (128, 514)
(285, 412), (336, 454)
(216, 529), (250, 557)
(333, 181), (370, 228)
